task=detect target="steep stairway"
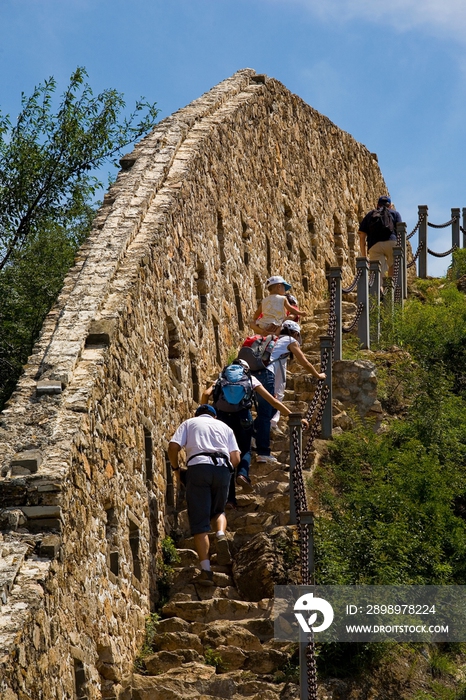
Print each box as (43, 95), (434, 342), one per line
(130, 307), (352, 700)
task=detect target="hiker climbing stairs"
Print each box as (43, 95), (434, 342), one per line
(131, 309), (354, 699)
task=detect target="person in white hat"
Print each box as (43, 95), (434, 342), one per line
(250, 275), (307, 335)
(269, 320), (326, 430)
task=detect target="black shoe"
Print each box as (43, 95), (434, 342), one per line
(216, 535), (232, 566)
(194, 569), (214, 586)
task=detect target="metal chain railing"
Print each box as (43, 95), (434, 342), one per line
(461, 225), (466, 236)
(428, 216), (458, 229)
(342, 303), (364, 333)
(368, 271), (376, 288)
(407, 240), (424, 268)
(407, 213), (424, 240)
(342, 267), (362, 294)
(306, 636), (318, 697)
(326, 276), (337, 350)
(288, 273), (338, 700)
(427, 244), (457, 258)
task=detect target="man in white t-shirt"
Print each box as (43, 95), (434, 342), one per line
(168, 404), (240, 585)
(269, 320), (326, 429)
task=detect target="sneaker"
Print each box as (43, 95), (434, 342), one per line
(216, 534), (232, 566)
(251, 437), (256, 450)
(236, 474), (254, 493)
(194, 569), (214, 586)
(256, 454), (280, 465)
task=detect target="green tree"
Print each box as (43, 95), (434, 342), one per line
(0, 67), (159, 409)
(0, 67), (158, 269)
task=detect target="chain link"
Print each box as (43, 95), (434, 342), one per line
(428, 216), (458, 229)
(407, 240), (424, 268)
(427, 244), (457, 258)
(407, 213), (424, 240)
(342, 267), (362, 294)
(368, 271), (376, 288)
(306, 632), (318, 700)
(342, 302), (364, 333)
(393, 252), (402, 304)
(327, 276), (337, 350)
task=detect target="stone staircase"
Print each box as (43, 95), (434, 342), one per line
(130, 303), (357, 700)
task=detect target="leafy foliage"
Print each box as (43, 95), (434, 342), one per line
(0, 67), (158, 270)
(313, 279), (466, 586)
(156, 537), (180, 609)
(0, 68), (158, 409)
(133, 613), (160, 673)
(204, 647), (227, 672)
(448, 248), (466, 281)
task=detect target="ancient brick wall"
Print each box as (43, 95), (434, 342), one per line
(0, 69), (386, 699)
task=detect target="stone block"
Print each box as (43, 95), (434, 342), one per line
(10, 450), (42, 475)
(39, 534), (61, 559)
(85, 319), (117, 346)
(151, 631), (204, 654)
(36, 380), (62, 396)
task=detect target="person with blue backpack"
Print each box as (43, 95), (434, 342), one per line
(201, 358), (302, 505)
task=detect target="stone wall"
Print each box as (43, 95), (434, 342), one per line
(0, 69), (386, 699)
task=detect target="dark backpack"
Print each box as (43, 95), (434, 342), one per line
(237, 334), (277, 372)
(366, 207), (395, 243)
(212, 364), (254, 413)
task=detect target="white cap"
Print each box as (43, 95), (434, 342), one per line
(233, 358), (250, 370)
(266, 275), (291, 291)
(282, 319), (301, 333)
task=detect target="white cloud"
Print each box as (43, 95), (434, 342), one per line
(266, 0), (466, 38)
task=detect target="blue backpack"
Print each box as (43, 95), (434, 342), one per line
(212, 365), (254, 413)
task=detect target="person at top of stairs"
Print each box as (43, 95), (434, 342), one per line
(270, 319), (326, 430)
(250, 275), (307, 335)
(358, 195), (402, 279)
(168, 404), (240, 586)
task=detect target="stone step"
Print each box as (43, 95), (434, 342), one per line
(225, 509), (278, 530)
(171, 565), (234, 592)
(161, 597), (273, 623)
(253, 468), (289, 484)
(132, 664), (294, 700)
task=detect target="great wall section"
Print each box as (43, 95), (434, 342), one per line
(0, 69), (387, 699)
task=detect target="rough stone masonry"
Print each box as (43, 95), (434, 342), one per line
(0, 69), (386, 699)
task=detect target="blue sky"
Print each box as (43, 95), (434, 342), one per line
(1, 0), (464, 276)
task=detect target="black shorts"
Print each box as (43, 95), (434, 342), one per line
(185, 463), (231, 535)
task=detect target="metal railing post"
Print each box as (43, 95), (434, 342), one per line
(299, 628), (310, 700)
(452, 208), (460, 250)
(369, 260), (381, 345)
(393, 247), (404, 308)
(397, 222), (408, 299)
(320, 335), (333, 439)
(418, 205), (428, 278)
(288, 413), (302, 526)
(329, 267), (342, 361)
(356, 257), (370, 349)
(463, 208), (466, 249)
